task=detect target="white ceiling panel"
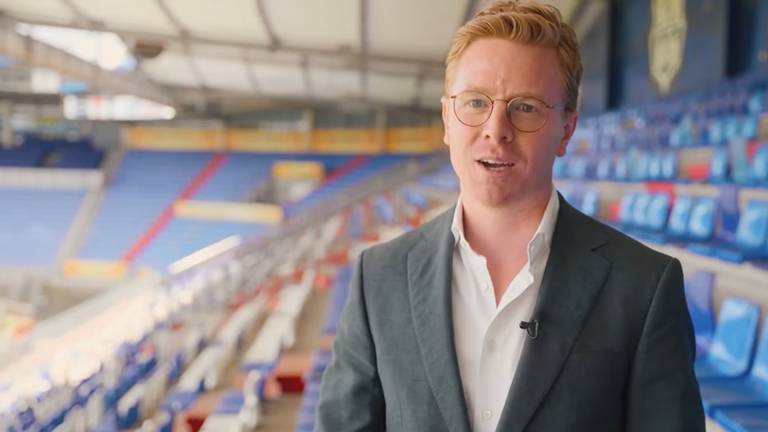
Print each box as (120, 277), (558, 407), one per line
(164, 0), (271, 44)
(193, 56), (253, 92)
(367, 60), (422, 77)
(0, 0), (74, 25)
(142, 51), (200, 88)
(70, 0), (177, 36)
(190, 44), (248, 60)
(265, 0), (359, 50)
(369, 0), (466, 58)
(249, 49), (302, 65)
(310, 67), (361, 100)
(367, 73), (417, 105)
(251, 63), (306, 97)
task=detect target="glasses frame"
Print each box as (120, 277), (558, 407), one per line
(449, 91), (566, 132)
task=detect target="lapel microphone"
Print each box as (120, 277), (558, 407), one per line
(519, 319), (541, 340)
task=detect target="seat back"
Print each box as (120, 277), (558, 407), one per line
(618, 193), (637, 225)
(596, 156), (612, 180)
(615, 156), (629, 180)
(684, 271), (715, 353)
(750, 317), (768, 389)
(646, 193), (671, 231)
(648, 153), (662, 180)
(631, 193), (652, 227)
(708, 297), (761, 376)
(753, 145), (768, 183)
(632, 152), (651, 181)
(734, 200), (768, 250)
(709, 146), (729, 183)
(661, 152), (678, 180)
(688, 197), (718, 241)
(668, 196), (694, 237)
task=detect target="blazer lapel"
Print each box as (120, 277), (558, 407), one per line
(407, 208), (471, 432)
(496, 196), (612, 432)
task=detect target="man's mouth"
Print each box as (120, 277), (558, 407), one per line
(476, 158), (515, 170)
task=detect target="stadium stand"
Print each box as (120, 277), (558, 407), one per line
(0, 187), (85, 266)
(77, 151), (218, 262)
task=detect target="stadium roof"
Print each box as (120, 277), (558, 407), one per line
(0, 0), (589, 114)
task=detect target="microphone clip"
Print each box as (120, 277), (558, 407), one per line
(519, 319), (541, 340)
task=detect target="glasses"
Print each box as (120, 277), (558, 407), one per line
(449, 91), (565, 132)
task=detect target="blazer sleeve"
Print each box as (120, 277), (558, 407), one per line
(315, 250), (386, 432)
(625, 257), (705, 432)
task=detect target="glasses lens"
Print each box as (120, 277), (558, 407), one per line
(454, 92), (493, 126)
(507, 98), (548, 132)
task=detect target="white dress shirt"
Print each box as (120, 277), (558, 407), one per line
(450, 187), (560, 432)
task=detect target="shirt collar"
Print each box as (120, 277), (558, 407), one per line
(450, 187), (560, 256)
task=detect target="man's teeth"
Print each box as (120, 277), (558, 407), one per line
(478, 159), (514, 168)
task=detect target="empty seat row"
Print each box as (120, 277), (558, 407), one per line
(685, 276), (768, 431)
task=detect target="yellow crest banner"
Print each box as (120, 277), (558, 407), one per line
(649, 0), (687, 94)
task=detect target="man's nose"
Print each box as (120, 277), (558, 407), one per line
(482, 100), (515, 144)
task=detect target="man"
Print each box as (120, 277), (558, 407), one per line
(316, 1), (705, 431)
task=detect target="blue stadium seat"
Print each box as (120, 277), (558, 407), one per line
(695, 297), (760, 380)
(648, 153), (663, 180)
(631, 152), (651, 181)
(700, 316), (768, 415)
(711, 200), (768, 263)
(401, 187), (429, 210)
(618, 192), (638, 227)
(666, 195), (695, 240)
(614, 156), (629, 181)
(708, 119), (725, 147)
(595, 156), (612, 180)
(661, 152), (678, 180)
(724, 116), (741, 143)
(713, 406), (768, 432)
(373, 196), (396, 225)
(710, 146), (730, 183)
(686, 197), (719, 255)
(567, 156), (589, 179)
(684, 271), (715, 357)
(753, 145), (768, 185)
(645, 193), (671, 231)
(631, 192), (652, 227)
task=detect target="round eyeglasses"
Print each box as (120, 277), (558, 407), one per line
(449, 91), (565, 132)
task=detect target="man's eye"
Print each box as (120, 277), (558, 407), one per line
(514, 103), (538, 113)
(468, 99), (488, 109)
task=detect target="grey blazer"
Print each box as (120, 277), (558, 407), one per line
(316, 195), (705, 431)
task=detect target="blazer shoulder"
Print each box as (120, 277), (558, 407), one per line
(361, 208), (450, 271)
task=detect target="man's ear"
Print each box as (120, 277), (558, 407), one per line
(556, 112), (577, 157)
(441, 96), (450, 146)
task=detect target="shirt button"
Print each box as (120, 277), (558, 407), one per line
(482, 409), (493, 420)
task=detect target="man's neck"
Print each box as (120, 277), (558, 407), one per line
(461, 188), (552, 259)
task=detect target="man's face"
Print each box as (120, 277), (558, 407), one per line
(442, 38), (577, 210)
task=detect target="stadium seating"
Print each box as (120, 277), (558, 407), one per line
(79, 151), (214, 261)
(0, 136), (103, 169)
(713, 406), (768, 432)
(283, 154), (411, 217)
(699, 316), (768, 415)
(0, 187), (85, 266)
(684, 271), (716, 356)
(694, 297), (760, 380)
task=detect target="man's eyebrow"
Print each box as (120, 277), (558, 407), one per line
(458, 87), (548, 100)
